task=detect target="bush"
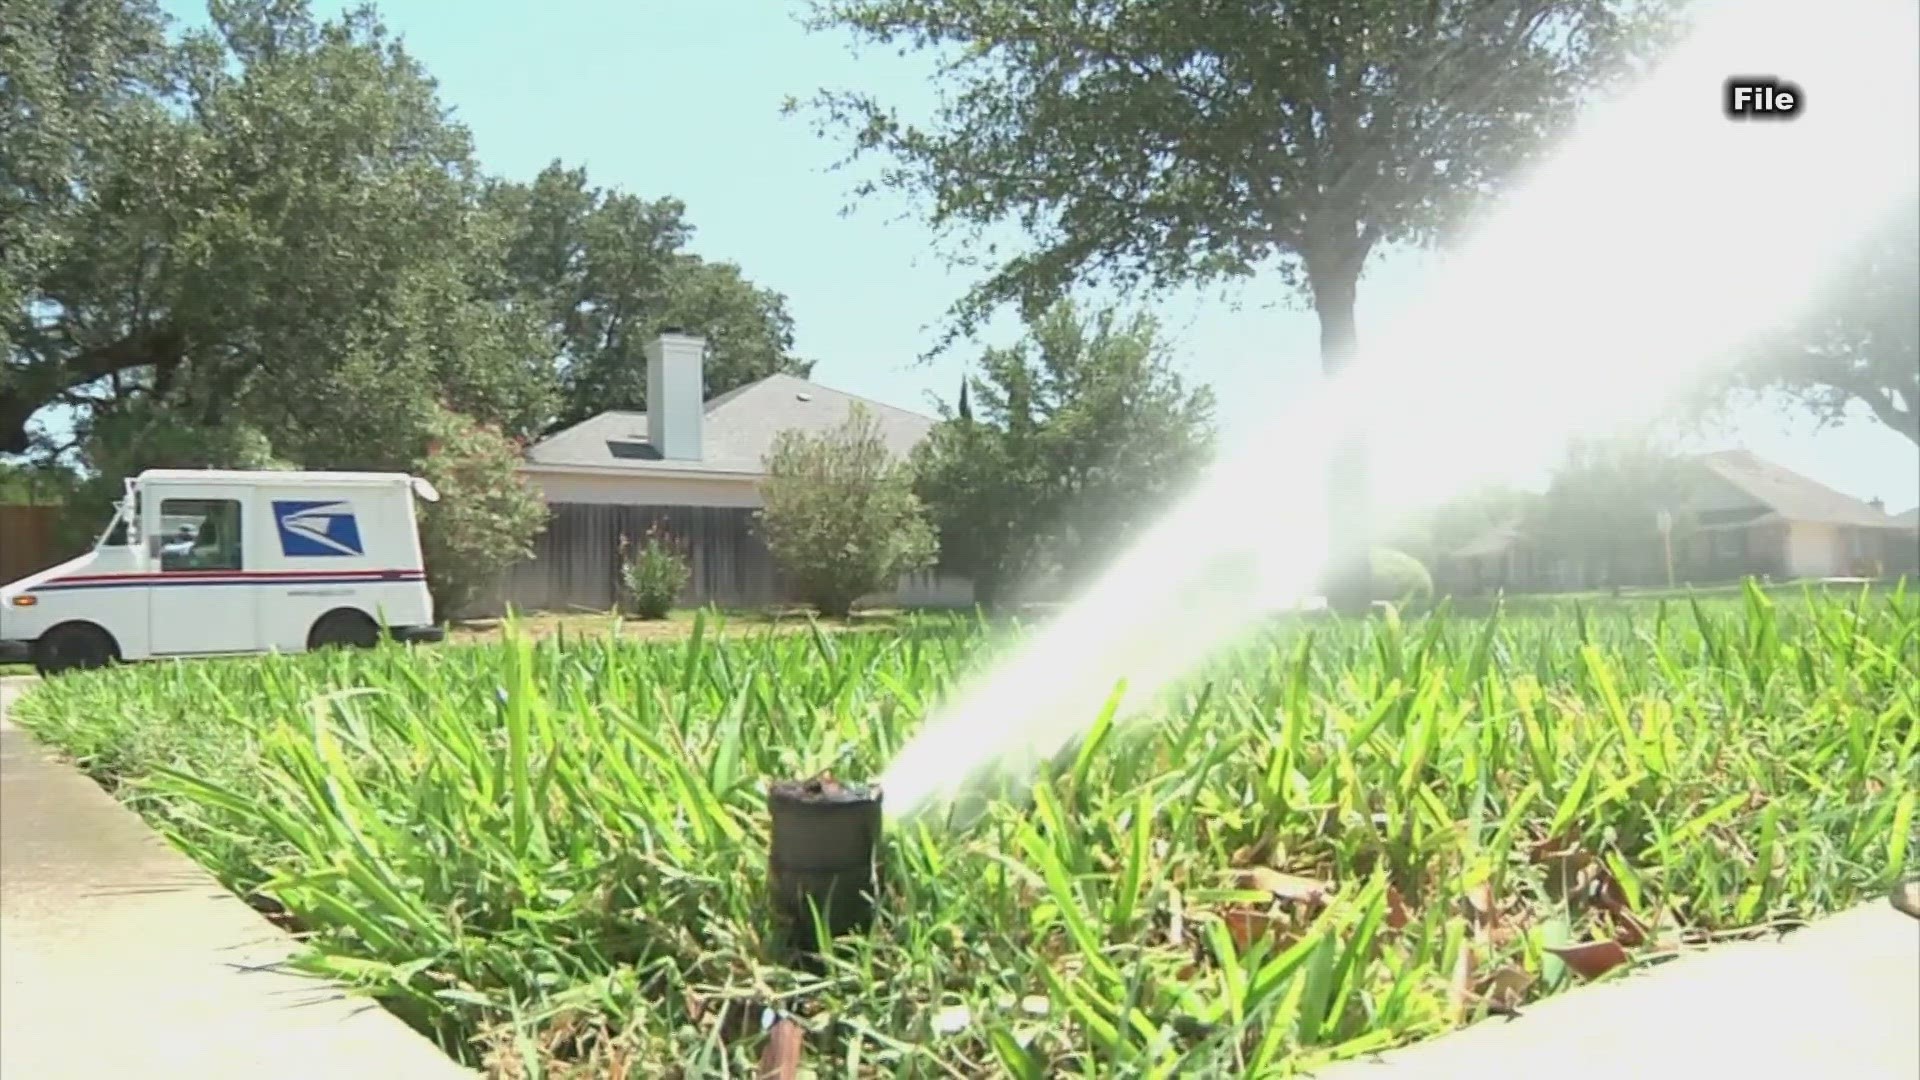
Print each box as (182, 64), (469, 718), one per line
(758, 404), (939, 618)
(414, 410), (549, 619)
(1372, 547), (1434, 605)
(619, 527), (690, 619)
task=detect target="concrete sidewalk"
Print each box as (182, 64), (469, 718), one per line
(0, 678), (473, 1079)
(1317, 897), (1919, 1079)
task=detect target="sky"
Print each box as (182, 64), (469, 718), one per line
(145, 0), (1916, 511)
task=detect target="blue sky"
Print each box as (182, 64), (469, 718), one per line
(154, 0), (1917, 510)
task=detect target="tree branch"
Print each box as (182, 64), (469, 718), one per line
(0, 325), (186, 454)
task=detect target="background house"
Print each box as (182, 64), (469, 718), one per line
(1683, 449), (1911, 581)
(1436, 449), (1914, 593)
(485, 332), (974, 614)
(1887, 506), (1920, 576)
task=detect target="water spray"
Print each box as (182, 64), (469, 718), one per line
(875, 0), (1920, 829)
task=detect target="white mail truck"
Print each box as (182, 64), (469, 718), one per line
(0, 469), (445, 676)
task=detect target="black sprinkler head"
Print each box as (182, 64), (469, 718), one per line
(766, 774), (883, 955)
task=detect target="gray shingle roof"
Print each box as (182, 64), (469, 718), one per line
(525, 373), (936, 474)
(1451, 520), (1527, 558)
(1695, 449), (1902, 529)
(1894, 507), (1919, 528)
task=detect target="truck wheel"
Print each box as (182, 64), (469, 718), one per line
(308, 610), (380, 651)
(34, 623), (118, 677)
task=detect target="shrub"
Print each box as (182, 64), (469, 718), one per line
(758, 404), (939, 618)
(619, 526), (690, 619)
(414, 411), (549, 619)
(1372, 547), (1434, 605)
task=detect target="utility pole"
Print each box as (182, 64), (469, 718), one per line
(1656, 509), (1675, 589)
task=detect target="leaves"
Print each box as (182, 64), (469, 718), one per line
(4, 0), (801, 509)
(910, 301), (1215, 603)
(799, 0), (1679, 354)
(1714, 196), (1919, 447)
(481, 164), (810, 433)
(757, 1017), (804, 1080)
(1545, 939), (1631, 981)
(757, 403), (940, 617)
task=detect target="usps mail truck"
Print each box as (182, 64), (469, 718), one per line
(0, 469), (446, 676)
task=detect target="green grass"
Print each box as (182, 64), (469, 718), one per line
(13, 587), (1918, 1077)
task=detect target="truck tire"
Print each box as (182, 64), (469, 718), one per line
(34, 623), (118, 677)
(308, 609), (380, 651)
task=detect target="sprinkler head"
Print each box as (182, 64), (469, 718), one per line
(766, 774), (883, 954)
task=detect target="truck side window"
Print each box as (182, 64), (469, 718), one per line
(158, 499), (244, 572)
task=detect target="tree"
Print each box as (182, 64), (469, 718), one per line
(0, 458), (83, 505)
(911, 303), (1216, 604)
(1721, 198), (1918, 448)
(483, 163), (812, 432)
(798, 0), (1674, 610)
(2, 0), (557, 460)
(757, 404), (938, 618)
(1529, 430), (1693, 588)
(1394, 483), (1535, 562)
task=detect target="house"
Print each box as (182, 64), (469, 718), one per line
(485, 331), (974, 614)
(1889, 507), (1920, 576)
(1683, 450), (1913, 581)
(1436, 449), (1915, 593)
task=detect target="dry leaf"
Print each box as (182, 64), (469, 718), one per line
(1476, 964), (1535, 1015)
(1447, 940), (1478, 1024)
(1238, 867), (1333, 909)
(1223, 907), (1294, 953)
(1605, 905), (1653, 947)
(1384, 885), (1412, 930)
(757, 1017), (804, 1080)
(1547, 939), (1630, 980)
(1532, 834), (1595, 899)
(1230, 835), (1275, 867)
(1465, 880), (1497, 925)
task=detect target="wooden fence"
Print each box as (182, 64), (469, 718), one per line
(0, 504), (75, 584)
(486, 504), (777, 614)
(476, 502), (973, 617)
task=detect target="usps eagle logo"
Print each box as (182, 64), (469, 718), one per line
(273, 500), (365, 557)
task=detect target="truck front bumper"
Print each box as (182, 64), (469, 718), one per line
(0, 639), (32, 665)
(388, 625), (446, 645)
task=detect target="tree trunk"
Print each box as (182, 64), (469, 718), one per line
(1313, 269), (1374, 614)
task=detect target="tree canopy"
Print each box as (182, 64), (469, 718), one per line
(1531, 429), (1693, 588)
(757, 404), (939, 618)
(482, 163), (812, 433)
(1721, 199), (1918, 448)
(4, 0), (809, 612)
(3, 0), (805, 463)
(911, 303), (1215, 603)
(799, 0), (1677, 608)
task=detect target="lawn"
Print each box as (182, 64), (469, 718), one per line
(12, 586), (1918, 1077)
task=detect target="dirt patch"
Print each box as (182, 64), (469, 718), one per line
(444, 608), (902, 647)
(767, 773), (881, 805)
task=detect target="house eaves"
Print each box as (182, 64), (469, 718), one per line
(520, 461), (762, 481)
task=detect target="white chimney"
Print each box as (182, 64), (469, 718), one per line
(645, 330), (706, 461)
